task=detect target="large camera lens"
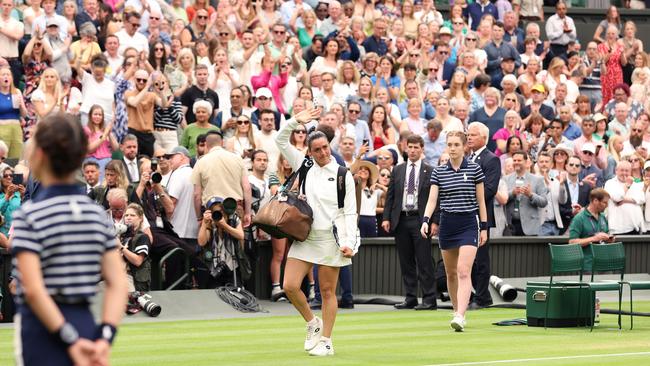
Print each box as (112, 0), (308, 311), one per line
(223, 197), (237, 215)
(151, 172), (162, 184)
(212, 210), (223, 221)
(150, 158), (158, 172)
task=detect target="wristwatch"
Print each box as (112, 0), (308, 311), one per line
(56, 322), (79, 348)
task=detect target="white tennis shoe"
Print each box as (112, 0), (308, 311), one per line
(451, 314), (466, 332)
(304, 316), (323, 351)
(309, 338), (334, 356)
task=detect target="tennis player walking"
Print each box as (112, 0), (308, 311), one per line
(420, 131), (488, 332)
(12, 114), (128, 366)
(276, 108), (359, 356)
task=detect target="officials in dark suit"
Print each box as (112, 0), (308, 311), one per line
(560, 155), (593, 232)
(382, 135), (437, 310)
(120, 134), (141, 183)
(466, 122), (501, 308)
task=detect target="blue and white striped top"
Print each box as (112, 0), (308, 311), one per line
(430, 158), (485, 214)
(12, 185), (117, 305)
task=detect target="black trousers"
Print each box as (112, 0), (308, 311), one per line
(471, 230), (493, 306)
(128, 128), (155, 158)
(394, 214), (437, 304)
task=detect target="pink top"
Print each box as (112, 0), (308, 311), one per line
(84, 126), (112, 159)
(251, 70), (289, 115)
(492, 128), (520, 157)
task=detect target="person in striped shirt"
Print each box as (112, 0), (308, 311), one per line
(12, 113), (128, 366)
(420, 130), (488, 332)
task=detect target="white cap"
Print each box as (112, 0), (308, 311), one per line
(582, 142), (596, 154)
(255, 87), (272, 99)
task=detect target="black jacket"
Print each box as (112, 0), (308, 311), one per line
(382, 161), (433, 232)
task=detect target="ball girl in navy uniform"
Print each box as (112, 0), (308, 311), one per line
(420, 131), (488, 332)
(12, 113), (128, 366)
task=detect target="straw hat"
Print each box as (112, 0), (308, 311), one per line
(354, 161), (379, 184)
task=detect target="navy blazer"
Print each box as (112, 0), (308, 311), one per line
(474, 148), (501, 227)
(383, 161), (433, 232)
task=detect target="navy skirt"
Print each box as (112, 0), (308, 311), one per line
(438, 211), (480, 250)
(16, 303), (97, 366)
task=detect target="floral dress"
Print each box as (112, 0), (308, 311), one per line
(598, 42), (624, 106)
(23, 58), (49, 139)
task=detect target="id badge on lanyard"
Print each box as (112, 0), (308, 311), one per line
(406, 194), (415, 207)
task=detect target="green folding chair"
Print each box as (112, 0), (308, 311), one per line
(546, 244), (587, 329)
(588, 242), (625, 331)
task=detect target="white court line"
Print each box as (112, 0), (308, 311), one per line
(424, 351), (650, 366)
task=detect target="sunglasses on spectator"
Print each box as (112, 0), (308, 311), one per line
(567, 163), (580, 167)
(237, 119), (250, 125)
(34, 42), (42, 47)
(348, 109), (360, 114)
(439, 51), (449, 55)
(293, 130), (307, 134)
(150, 16), (160, 20)
(429, 68), (438, 72)
(154, 155), (165, 159)
(281, 63), (291, 67)
(505, 98), (516, 102)
(2, 174), (11, 178)
(466, 38), (477, 41)
(197, 15), (208, 19)
(154, 47), (164, 51)
(136, 78), (147, 83)
(378, 156), (392, 160)
(380, 172), (390, 177)
(630, 158), (640, 162)
(274, 30), (286, 35)
(409, 53), (420, 57)
(257, 96), (270, 101)
(633, 128), (644, 132)
(582, 151), (593, 155)
(220, 32), (230, 36)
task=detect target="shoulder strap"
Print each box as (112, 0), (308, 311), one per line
(337, 166), (347, 209)
(282, 157), (312, 193)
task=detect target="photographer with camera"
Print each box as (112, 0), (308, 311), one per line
(117, 203), (151, 293)
(196, 197), (245, 288)
(134, 158), (188, 289)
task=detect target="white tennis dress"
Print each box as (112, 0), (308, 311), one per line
(276, 120), (359, 267)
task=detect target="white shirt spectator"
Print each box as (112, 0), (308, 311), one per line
(115, 28), (149, 55)
(167, 164), (198, 239)
(604, 178), (645, 234)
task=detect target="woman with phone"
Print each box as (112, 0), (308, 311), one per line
(12, 113), (127, 366)
(420, 131), (488, 332)
(0, 166), (23, 240)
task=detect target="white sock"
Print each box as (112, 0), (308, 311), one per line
(320, 336), (331, 343)
(307, 317), (319, 326)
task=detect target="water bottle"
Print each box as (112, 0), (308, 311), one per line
(594, 297), (600, 326)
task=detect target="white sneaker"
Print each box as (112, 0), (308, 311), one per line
(309, 338), (334, 356)
(304, 317), (323, 351)
(450, 314), (466, 332)
(271, 287), (287, 302)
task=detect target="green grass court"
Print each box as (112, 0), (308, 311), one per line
(1, 302), (649, 366)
